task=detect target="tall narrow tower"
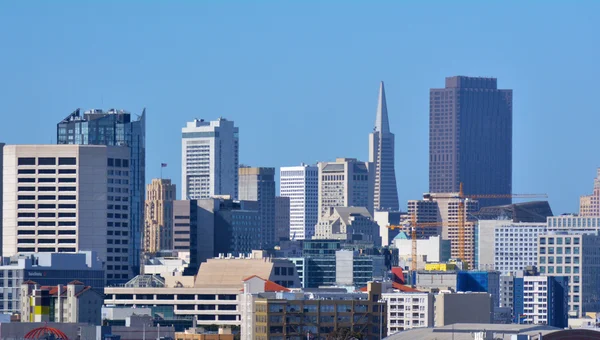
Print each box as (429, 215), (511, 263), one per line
(369, 81), (399, 211)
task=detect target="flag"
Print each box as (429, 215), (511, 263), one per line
(161, 163), (167, 167)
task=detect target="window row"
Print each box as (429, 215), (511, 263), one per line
(18, 157), (76, 166)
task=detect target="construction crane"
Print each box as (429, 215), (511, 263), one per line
(389, 183), (547, 271)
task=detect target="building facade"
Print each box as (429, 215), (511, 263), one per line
(429, 76), (512, 207)
(456, 271), (500, 307)
(279, 164), (318, 241)
(314, 206), (380, 245)
(393, 235), (451, 270)
(579, 168), (600, 216)
(513, 274), (568, 327)
(274, 196), (290, 243)
(318, 158), (374, 218)
(57, 108), (145, 275)
(369, 81), (399, 212)
(382, 292), (434, 334)
(434, 292), (493, 326)
(144, 179), (176, 253)
(238, 167), (276, 248)
(476, 220), (547, 273)
(181, 118), (239, 200)
(2, 145), (131, 284)
(538, 232), (600, 318)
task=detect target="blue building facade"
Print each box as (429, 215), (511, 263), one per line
(57, 108), (146, 280)
(512, 275), (568, 328)
(457, 271), (500, 306)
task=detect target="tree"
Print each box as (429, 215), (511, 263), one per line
(326, 328), (363, 340)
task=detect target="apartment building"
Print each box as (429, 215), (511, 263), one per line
(382, 292), (434, 334)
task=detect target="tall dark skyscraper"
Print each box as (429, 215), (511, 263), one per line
(369, 81), (399, 211)
(57, 108), (146, 279)
(429, 76), (512, 207)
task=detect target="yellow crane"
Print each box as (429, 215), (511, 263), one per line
(389, 183), (547, 271)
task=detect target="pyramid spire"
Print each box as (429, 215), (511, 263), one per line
(375, 81), (390, 133)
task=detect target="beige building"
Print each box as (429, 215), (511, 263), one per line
(104, 251), (301, 328)
(434, 292), (493, 326)
(21, 280), (103, 325)
(144, 178), (176, 253)
(313, 206), (380, 246)
(406, 193), (479, 267)
(2, 144), (131, 283)
(580, 168), (600, 216)
(317, 158), (374, 218)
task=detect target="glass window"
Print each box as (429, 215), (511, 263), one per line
(58, 157), (76, 165)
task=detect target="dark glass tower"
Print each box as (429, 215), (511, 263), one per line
(429, 76), (512, 207)
(57, 108), (146, 279)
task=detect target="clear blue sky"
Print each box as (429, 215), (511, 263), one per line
(1, 2), (598, 214)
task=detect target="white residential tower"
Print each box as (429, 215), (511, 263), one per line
(279, 164), (318, 240)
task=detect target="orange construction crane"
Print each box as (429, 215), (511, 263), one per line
(389, 183), (547, 271)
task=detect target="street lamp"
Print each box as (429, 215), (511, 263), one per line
(378, 299), (387, 340)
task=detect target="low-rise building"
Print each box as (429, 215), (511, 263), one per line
(434, 292), (493, 326)
(21, 280), (103, 325)
(104, 251), (301, 328)
(0, 251), (104, 315)
(392, 233), (451, 269)
(382, 292), (434, 334)
(251, 282), (386, 339)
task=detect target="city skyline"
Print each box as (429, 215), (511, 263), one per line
(2, 2), (599, 215)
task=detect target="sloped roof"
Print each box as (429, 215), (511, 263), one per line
(359, 282), (422, 293)
(332, 207), (373, 224)
(243, 275), (290, 292)
(391, 267), (405, 284)
(195, 258), (274, 289)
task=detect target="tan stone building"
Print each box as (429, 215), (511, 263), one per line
(144, 178), (176, 253)
(580, 168), (600, 216)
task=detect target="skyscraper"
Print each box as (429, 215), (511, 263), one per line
(181, 118), (239, 200)
(239, 167), (276, 248)
(2, 144), (131, 284)
(317, 158), (374, 218)
(429, 76), (512, 207)
(144, 178), (176, 254)
(57, 108), (145, 275)
(369, 81), (399, 212)
(279, 164), (319, 240)
(275, 196), (290, 243)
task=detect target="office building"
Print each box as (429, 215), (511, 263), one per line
(252, 282), (387, 339)
(275, 196), (290, 243)
(21, 280), (103, 324)
(314, 206), (380, 246)
(434, 292), (493, 326)
(369, 81), (399, 212)
(318, 158), (374, 218)
(2, 145), (131, 284)
(580, 168), (600, 216)
(279, 164), (318, 240)
(181, 118), (239, 200)
(383, 292), (434, 334)
(57, 108), (145, 275)
(239, 167), (276, 248)
(476, 220), (547, 273)
(335, 250), (386, 287)
(144, 178), (176, 253)
(538, 232), (600, 318)
(173, 198), (261, 275)
(0, 143), (3, 255)
(393, 234), (451, 270)
(512, 273), (569, 327)
(547, 215), (600, 234)
(429, 76), (512, 207)
(0, 251), (104, 315)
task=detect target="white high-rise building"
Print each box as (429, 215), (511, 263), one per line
(2, 145), (131, 284)
(317, 158), (374, 219)
(369, 81), (399, 212)
(181, 118), (239, 200)
(279, 164), (318, 240)
(476, 220), (547, 274)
